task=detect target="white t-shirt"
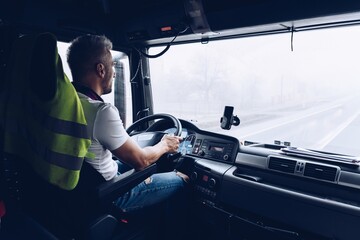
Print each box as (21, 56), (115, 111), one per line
(78, 93), (129, 180)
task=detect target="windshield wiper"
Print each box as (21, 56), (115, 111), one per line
(279, 147), (360, 167)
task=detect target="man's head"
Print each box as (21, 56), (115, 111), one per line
(67, 34), (115, 95)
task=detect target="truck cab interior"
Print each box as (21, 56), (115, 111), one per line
(2, 1), (360, 240)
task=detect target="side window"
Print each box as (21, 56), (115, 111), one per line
(57, 42), (132, 127)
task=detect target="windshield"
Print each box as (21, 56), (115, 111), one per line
(149, 25), (360, 156)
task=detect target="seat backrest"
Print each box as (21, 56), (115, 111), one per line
(2, 32), (91, 191)
(0, 24), (17, 189)
(0, 31), (92, 238)
(0, 23), (19, 229)
(0, 26), (61, 240)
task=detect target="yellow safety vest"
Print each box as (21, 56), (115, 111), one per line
(1, 32), (91, 190)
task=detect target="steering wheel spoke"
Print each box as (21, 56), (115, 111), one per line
(130, 131), (166, 148)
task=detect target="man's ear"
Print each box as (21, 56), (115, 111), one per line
(96, 63), (106, 78)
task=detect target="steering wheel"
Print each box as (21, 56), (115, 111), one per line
(126, 113), (183, 171)
(127, 113), (182, 137)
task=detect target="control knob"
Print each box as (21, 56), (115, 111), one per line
(190, 171), (198, 181)
(208, 178), (216, 188)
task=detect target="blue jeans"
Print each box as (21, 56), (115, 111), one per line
(113, 161), (187, 213)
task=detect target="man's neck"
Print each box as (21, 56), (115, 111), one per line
(72, 82), (104, 102)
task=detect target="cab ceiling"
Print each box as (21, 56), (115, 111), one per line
(2, 0), (360, 47)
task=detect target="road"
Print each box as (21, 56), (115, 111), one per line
(209, 96), (360, 156)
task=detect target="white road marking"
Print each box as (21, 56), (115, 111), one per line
(241, 104), (342, 139)
(315, 110), (360, 149)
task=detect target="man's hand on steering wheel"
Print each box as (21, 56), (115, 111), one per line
(160, 134), (183, 153)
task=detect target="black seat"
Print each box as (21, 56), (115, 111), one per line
(0, 30), (157, 240)
(0, 25), (59, 240)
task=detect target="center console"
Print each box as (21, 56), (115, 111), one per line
(182, 132), (239, 205)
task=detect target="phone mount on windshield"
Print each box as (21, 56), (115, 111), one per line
(220, 106), (240, 130)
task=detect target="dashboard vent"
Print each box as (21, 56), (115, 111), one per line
(304, 163), (338, 182)
(268, 157), (296, 173)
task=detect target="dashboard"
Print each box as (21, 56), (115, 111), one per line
(149, 117), (360, 240)
(162, 118), (360, 240)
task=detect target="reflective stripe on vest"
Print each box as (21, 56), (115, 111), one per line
(2, 33), (91, 190)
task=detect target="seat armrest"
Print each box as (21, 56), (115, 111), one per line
(94, 164), (157, 206)
(86, 214), (118, 240)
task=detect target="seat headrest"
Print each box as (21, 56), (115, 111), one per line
(29, 33), (58, 101)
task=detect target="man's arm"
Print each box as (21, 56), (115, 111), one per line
(111, 135), (182, 170)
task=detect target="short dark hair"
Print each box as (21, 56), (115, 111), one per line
(67, 34), (113, 81)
